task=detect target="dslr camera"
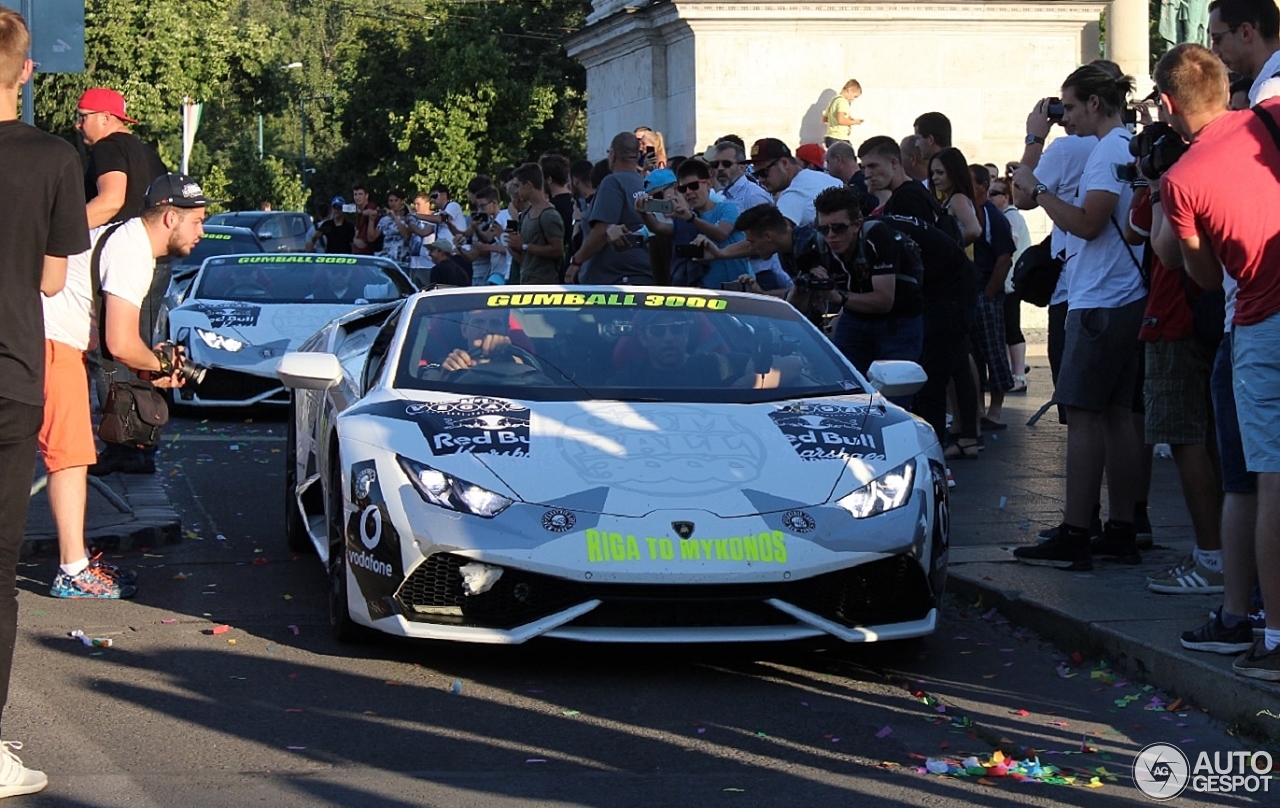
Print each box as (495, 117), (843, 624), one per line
(1129, 121), (1189, 180)
(1045, 97), (1066, 123)
(154, 341), (208, 386)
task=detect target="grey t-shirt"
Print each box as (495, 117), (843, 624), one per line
(581, 170), (652, 284)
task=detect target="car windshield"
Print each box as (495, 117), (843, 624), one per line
(393, 289), (866, 403)
(205, 213), (262, 228)
(194, 255), (411, 303)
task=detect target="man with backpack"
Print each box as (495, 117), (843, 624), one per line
(858, 136), (963, 244)
(788, 186), (923, 387)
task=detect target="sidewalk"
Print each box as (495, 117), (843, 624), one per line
(946, 338), (1280, 742)
(24, 457), (181, 562)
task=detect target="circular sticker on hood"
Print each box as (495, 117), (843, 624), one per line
(541, 509), (576, 533)
(782, 509), (815, 534)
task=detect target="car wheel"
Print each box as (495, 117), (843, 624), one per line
(284, 404), (311, 553)
(326, 453), (367, 643)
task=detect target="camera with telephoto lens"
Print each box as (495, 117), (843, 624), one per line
(792, 271), (834, 292)
(154, 342), (208, 386)
(1128, 121), (1189, 179)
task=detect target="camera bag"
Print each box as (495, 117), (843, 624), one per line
(1011, 235), (1062, 307)
(89, 223), (170, 450)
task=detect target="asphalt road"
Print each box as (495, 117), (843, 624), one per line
(6, 411), (1265, 807)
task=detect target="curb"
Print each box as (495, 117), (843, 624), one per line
(946, 571), (1280, 743)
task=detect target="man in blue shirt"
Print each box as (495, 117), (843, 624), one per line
(637, 160), (751, 289)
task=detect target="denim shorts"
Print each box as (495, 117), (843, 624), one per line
(1211, 331), (1256, 493)
(1232, 313), (1280, 473)
(1056, 298), (1146, 412)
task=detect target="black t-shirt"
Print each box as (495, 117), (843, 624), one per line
(429, 257), (471, 288)
(883, 181), (940, 224)
(550, 192), (575, 260)
(317, 219), (356, 254)
(84, 131), (168, 223)
(0, 122), (90, 405)
(874, 215), (976, 305)
(831, 222), (922, 318)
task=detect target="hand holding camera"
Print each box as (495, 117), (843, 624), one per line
(151, 341), (207, 388)
(1027, 98), (1056, 139)
(641, 195), (674, 215)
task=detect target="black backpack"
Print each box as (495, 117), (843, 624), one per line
(860, 218), (925, 289)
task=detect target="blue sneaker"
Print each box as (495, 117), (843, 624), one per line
(89, 552), (137, 585)
(50, 568), (136, 599)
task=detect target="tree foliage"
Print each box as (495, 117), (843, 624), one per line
(33, 0), (590, 211)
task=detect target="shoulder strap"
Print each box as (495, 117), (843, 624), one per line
(1252, 104), (1280, 153)
(1109, 215), (1144, 275)
(90, 222), (129, 365)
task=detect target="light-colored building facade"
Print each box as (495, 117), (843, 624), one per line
(566, 0), (1151, 168)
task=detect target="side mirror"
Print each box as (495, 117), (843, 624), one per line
(276, 352), (344, 390)
(867, 360), (927, 398)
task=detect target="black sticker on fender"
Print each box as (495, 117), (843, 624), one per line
(346, 459), (404, 617)
(769, 402), (884, 461)
(194, 302), (261, 329)
(406, 398), (530, 457)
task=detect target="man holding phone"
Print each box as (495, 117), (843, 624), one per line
(637, 161), (751, 289)
(505, 163), (564, 285)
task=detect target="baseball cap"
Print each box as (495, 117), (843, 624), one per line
(76, 88), (138, 124)
(426, 237), (454, 253)
(795, 143), (827, 169)
(747, 138), (791, 164)
(644, 168), (677, 191)
(144, 173), (211, 209)
(330, 196), (346, 208)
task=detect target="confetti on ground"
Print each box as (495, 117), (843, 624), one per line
(561, 710), (579, 716)
(283, 594), (293, 600)
(384, 680), (403, 686)
(209, 624), (231, 635)
(723, 788), (745, 792)
(285, 708), (304, 713)
(216, 534), (227, 541)
(286, 746), (306, 751)
(227, 639), (237, 645)
(875, 726), (893, 739)
(252, 558), (269, 565)
(160, 618), (177, 624)
(173, 573), (189, 580)
(526, 758), (547, 764)
(450, 680), (462, 694)
(287, 624), (299, 635)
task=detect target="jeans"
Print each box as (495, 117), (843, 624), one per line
(1212, 330), (1256, 493)
(0, 398), (42, 730)
(915, 298), (976, 444)
(833, 313), (924, 408)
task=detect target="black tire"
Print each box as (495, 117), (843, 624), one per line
(326, 453), (367, 643)
(284, 403), (311, 553)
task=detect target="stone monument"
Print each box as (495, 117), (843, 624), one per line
(566, 0), (1152, 166)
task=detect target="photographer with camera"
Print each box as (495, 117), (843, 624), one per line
(789, 187), (922, 388)
(636, 160), (750, 289)
(1010, 63), (1148, 571)
(1147, 43), (1280, 680)
(39, 173), (203, 601)
(457, 187), (511, 286)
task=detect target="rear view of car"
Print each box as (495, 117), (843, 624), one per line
(205, 211), (315, 253)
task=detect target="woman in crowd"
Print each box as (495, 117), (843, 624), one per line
(990, 176), (1031, 393)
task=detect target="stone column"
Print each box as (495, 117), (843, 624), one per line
(1108, 0), (1151, 80)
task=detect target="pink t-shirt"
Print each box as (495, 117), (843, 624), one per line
(1162, 99), (1280, 326)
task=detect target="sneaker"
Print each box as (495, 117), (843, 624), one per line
(1147, 562), (1224, 594)
(1013, 530), (1092, 571)
(89, 552), (137, 585)
(1233, 639), (1280, 682)
(1038, 509), (1102, 542)
(945, 468), (956, 489)
(1209, 607), (1267, 637)
(1180, 614), (1255, 654)
(1089, 521), (1142, 565)
(1146, 554), (1194, 584)
(0, 742), (47, 798)
(50, 568), (136, 599)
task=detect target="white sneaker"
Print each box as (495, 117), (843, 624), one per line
(0, 742), (48, 798)
(1147, 561), (1225, 594)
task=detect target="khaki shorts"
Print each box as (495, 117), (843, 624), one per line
(38, 340), (97, 473)
(1143, 338), (1214, 445)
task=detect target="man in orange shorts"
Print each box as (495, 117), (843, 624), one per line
(41, 231), (137, 598)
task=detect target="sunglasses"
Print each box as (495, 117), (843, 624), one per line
(755, 160), (780, 176)
(74, 111), (98, 124)
(989, 189), (1007, 197)
(429, 193), (441, 199)
(1209, 26), (1238, 46)
(643, 322), (691, 338)
(711, 160), (738, 169)
(676, 180), (706, 193)
(816, 222), (853, 235)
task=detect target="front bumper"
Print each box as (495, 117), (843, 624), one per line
(176, 367), (288, 407)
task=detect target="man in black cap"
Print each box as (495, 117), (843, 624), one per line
(746, 138), (842, 229)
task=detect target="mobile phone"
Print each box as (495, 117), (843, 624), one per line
(1111, 163), (1141, 184)
(720, 280), (748, 292)
(505, 220), (519, 233)
(645, 145), (656, 158)
(643, 198), (674, 214)
(675, 243), (705, 259)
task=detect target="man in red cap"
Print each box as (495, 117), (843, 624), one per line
(794, 143), (828, 171)
(76, 87), (168, 229)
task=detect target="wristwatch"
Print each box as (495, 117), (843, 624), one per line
(521, 243), (530, 251)
(1025, 134), (1045, 146)
(1032, 183), (1049, 201)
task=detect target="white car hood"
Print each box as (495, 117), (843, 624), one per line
(170, 301), (361, 374)
(345, 391), (926, 519)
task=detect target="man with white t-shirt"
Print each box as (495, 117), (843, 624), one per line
(1011, 63), (1147, 571)
(39, 172), (203, 600)
(1209, 0), (1280, 106)
(745, 138), (842, 228)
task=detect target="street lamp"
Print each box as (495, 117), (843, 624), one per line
(299, 94), (332, 192)
(258, 62), (303, 160)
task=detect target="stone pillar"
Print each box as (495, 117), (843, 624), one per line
(1108, 0), (1151, 81)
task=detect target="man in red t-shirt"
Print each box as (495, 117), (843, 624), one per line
(1153, 43), (1280, 682)
(350, 183), (382, 256)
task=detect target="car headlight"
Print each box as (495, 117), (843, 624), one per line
(196, 327), (245, 352)
(397, 456), (513, 518)
(836, 459), (916, 519)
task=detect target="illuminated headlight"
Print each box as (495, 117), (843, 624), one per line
(196, 328), (245, 352)
(397, 456), (513, 518)
(836, 459), (916, 519)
